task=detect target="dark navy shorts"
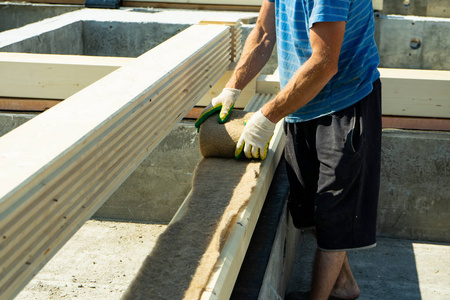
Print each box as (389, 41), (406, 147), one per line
(284, 79), (382, 251)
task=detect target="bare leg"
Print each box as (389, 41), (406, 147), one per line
(310, 249), (346, 300)
(308, 249), (360, 300)
(331, 255), (360, 299)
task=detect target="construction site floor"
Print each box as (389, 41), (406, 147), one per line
(16, 220), (449, 300)
(287, 231), (450, 300)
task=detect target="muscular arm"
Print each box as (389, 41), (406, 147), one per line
(261, 21), (346, 123)
(226, 0), (276, 90)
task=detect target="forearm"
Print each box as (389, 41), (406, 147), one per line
(261, 21), (345, 124)
(226, 25), (276, 90)
(226, 0), (276, 91)
(261, 53), (337, 123)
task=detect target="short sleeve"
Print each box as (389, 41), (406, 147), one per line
(309, 0), (351, 28)
(267, 0), (275, 2)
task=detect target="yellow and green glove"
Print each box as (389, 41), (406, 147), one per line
(235, 109), (276, 160)
(195, 88), (241, 129)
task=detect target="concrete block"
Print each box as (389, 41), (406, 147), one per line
(380, 0), (450, 18)
(0, 3), (82, 33)
(378, 130), (450, 242)
(82, 21), (190, 57)
(376, 14), (450, 70)
(0, 112), (37, 137)
(93, 122), (202, 223)
(0, 21), (84, 55)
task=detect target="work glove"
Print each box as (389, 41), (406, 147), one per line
(235, 109), (276, 160)
(195, 87), (241, 129)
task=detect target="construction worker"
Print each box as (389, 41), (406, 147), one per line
(195, 0), (381, 299)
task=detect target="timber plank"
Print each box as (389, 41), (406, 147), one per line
(0, 53), (132, 100)
(379, 68), (450, 118)
(382, 116), (450, 131)
(0, 98), (60, 111)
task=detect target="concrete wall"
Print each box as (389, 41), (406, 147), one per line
(380, 0), (450, 18)
(2, 7), (450, 70)
(0, 112), (39, 137)
(375, 14), (450, 70)
(0, 3), (82, 33)
(93, 122), (202, 223)
(378, 130), (450, 242)
(0, 22), (84, 55)
(82, 21), (190, 57)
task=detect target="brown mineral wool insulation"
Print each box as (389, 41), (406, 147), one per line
(199, 110), (254, 158)
(123, 158), (261, 300)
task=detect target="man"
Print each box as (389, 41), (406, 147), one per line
(195, 0), (381, 299)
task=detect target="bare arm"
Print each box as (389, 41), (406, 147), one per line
(226, 0), (276, 90)
(261, 21), (346, 123)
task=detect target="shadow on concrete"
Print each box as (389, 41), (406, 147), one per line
(122, 158), (260, 299)
(287, 231), (425, 300)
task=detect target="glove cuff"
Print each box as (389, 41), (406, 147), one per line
(222, 87), (241, 101)
(253, 109), (276, 131)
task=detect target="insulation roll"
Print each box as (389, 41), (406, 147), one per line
(198, 110), (254, 158)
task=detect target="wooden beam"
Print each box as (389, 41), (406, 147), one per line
(0, 98), (60, 112)
(373, 0), (383, 11)
(249, 68), (450, 119)
(196, 70), (257, 108)
(199, 18), (243, 63)
(0, 24), (232, 300)
(382, 116), (450, 131)
(379, 68), (450, 119)
(0, 53), (133, 100)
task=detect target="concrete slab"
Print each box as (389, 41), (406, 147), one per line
(15, 221), (450, 300)
(15, 220), (167, 300)
(286, 230), (450, 300)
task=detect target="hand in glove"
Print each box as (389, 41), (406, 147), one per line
(235, 109), (276, 160)
(195, 88), (241, 129)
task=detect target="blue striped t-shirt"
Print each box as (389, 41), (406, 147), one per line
(267, 0), (380, 122)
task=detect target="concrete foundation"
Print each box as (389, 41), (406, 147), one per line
(379, 130), (450, 242)
(93, 122), (202, 223)
(3, 5), (450, 71)
(0, 2), (82, 33)
(0, 9), (252, 55)
(380, 0), (450, 18)
(0, 3), (448, 237)
(375, 14), (450, 70)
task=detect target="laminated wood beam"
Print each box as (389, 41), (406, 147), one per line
(0, 53), (133, 100)
(0, 24), (233, 300)
(379, 68), (450, 119)
(246, 68), (450, 119)
(373, 0), (383, 10)
(196, 70), (257, 108)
